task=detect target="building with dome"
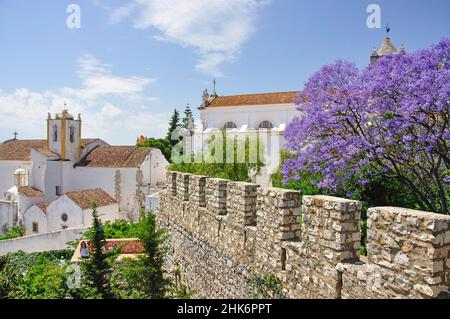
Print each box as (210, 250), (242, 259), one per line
(0, 110), (169, 235)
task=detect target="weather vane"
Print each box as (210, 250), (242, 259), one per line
(386, 24), (391, 37)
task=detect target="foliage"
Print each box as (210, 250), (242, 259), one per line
(283, 39), (450, 214)
(246, 270), (283, 299)
(170, 130), (265, 182)
(0, 250), (72, 299)
(166, 109), (181, 145)
(0, 226), (25, 241)
(182, 105), (195, 129)
(101, 219), (142, 239)
(111, 212), (170, 299)
(272, 151), (322, 196)
(78, 202), (117, 299)
(137, 138), (172, 162)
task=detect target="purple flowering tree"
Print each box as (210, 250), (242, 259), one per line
(283, 39), (449, 214)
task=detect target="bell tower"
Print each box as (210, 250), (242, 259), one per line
(47, 108), (82, 162)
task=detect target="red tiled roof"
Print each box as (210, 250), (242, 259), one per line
(77, 146), (154, 168)
(18, 186), (44, 197)
(37, 203), (49, 213)
(65, 188), (117, 209)
(0, 139), (100, 161)
(207, 91), (298, 107)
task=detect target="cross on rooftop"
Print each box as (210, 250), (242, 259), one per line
(13, 131), (18, 140)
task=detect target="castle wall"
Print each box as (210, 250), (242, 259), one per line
(157, 171), (450, 299)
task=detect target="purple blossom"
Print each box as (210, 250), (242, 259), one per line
(283, 38), (450, 214)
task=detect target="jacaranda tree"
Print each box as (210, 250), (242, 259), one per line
(283, 38), (449, 214)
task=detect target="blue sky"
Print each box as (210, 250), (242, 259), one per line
(0, 0), (449, 144)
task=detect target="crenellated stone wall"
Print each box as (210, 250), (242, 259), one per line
(157, 171), (450, 299)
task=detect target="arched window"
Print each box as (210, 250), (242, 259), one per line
(69, 125), (75, 143)
(53, 125), (58, 142)
(258, 121), (274, 129)
(223, 122), (237, 129)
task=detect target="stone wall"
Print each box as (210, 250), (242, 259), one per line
(157, 171), (450, 299)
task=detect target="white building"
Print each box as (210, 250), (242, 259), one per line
(0, 110), (169, 235)
(193, 90), (299, 186)
(23, 188), (119, 235)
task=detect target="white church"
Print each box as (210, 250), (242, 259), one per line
(0, 110), (168, 235)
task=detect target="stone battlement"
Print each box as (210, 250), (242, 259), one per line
(157, 171), (450, 299)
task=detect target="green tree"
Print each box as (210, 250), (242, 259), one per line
(182, 105), (195, 129)
(136, 212), (170, 298)
(138, 138), (172, 162)
(80, 202), (115, 299)
(112, 212), (170, 299)
(166, 109), (181, 145)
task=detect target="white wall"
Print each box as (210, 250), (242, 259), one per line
(200, 103), (299, 130)
(18, 193), (44, 223)
(44, 160), (63, 202)
(82, 203), (119, 227)
(0, 161), (32, 199)
(71, 167), (138, 212)
(140, 149), (169, 187)
(0, 226), (88, 256)
(0, 200), (16, 234)
(23, 205), (48, 235)
(30, 149), (47, 193)
(46, 195), (83, 232)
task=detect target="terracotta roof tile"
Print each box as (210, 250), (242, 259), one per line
(37, 203), (49, 213)
(0, 139), (99, 161)
(77, 146), (154, 168)
(65, 188), (117, 210)
(207, 91), (298, 108)
(18, 186), (44, 197)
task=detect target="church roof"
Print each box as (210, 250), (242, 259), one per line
(18, 186), (44, 197)
(77, 146), (155, 168)
(0, 139), (100, 161)
(65, 188), (117, 209)
(377, 37), (398, 56)
(206, 91), (298, 108)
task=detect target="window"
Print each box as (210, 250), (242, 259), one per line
(56, 186), (61, 196)
(223, 121), (237, 129)
(69, 125), (75, 143)
(61, 213), (68, 222)
(32, 222), (39, 233)
(53, 125), (58, 142)
(258, 121), (274, 129)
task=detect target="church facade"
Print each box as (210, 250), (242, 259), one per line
(0, 110), (169, 235)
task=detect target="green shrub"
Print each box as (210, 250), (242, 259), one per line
(170, 131), (265, 182)
(0, 226), (25, 241)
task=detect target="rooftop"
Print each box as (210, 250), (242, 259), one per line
(71, 238), (144, 263)
(76, 146), (155, 168)
(65, 188), (117, 209)
(204, 91), (298, 108)
(0, 139), (100, 161)
(18, 186), (44, 197)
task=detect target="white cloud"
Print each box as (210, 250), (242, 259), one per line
(0, 55), (169, 144)
(109, 0), (270, 77)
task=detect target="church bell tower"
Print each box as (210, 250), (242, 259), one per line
(47, 109), (82, 162)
